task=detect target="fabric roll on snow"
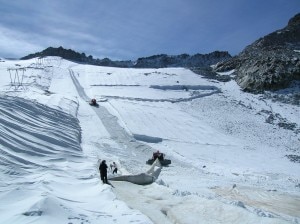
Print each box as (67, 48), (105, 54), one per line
(109, 158), (162, 185)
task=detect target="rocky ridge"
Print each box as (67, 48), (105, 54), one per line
(21, 47), (134, 68)
(214, 13), (300, 93)
(134, 51), (231, 68)
(21, 47), (231, 69)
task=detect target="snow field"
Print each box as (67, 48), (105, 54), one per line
(0, 57), (299, 223)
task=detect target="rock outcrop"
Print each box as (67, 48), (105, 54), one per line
(134, 51), (231, 68)
(215, 13), (300, 92)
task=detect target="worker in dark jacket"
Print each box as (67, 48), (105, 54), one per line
(99, 160), (108, 184)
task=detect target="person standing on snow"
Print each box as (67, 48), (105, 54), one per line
(112, 162), (118, 174)
(99, 160), (108, 184)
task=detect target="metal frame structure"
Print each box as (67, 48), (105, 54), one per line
(7, 67), (26, 90)
(35, 57), (44, 66)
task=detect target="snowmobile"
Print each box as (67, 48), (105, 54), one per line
(89, 98), (99, 107)
(146, 151), (171, 166)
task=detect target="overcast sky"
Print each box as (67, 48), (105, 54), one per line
(0, 0), (299, 60)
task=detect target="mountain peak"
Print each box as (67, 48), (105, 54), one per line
(288, 13), (300, 27)
(21, 46), (90, 62)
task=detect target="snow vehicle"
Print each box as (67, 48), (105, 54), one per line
(89, 98), (99, 107)
(146, 151), (171, 166)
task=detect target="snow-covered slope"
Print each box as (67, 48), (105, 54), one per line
(0, 57), (299, 223)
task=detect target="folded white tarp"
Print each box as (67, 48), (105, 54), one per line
(109, 159), (162, 185)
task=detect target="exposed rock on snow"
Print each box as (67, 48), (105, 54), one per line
(134, 51), (231, 68)
(191, 67), (233, 82)
(285, 155), (300, 163)
(214, 13), (300, 93)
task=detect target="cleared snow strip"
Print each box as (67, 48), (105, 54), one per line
(69, 68), (90, 101)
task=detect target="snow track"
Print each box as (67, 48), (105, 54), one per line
(70, 68), (156, 174)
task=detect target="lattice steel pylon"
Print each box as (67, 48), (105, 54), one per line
(35, 57), (44, 66)
(7, 67), (26, 90)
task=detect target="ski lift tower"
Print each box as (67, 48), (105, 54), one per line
(7, 67), (26, 90)
(36, 57), (44, 67)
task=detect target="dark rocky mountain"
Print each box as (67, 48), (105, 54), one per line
(21, 47), (231, 69)
(133, 51), (231, 68)
(21, 47), (134, 67)
(22, 46), (87, 62)
(214, 13), (300, 93)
